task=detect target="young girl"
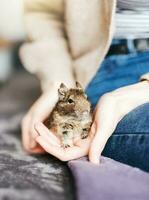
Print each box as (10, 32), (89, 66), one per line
(20, 0), (149, 171)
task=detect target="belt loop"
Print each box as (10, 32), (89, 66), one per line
(126, 39), (137, 54)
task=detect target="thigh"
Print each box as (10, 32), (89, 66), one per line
(85, 51), (149, 108)
(102, 103), (149, 172)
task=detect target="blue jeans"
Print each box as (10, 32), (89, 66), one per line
(85, 41), (149, 172)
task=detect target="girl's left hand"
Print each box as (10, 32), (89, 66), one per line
(89, 81), (149, 164)
(34, 81), (149, 163)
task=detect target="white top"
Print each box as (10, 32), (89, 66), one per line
(115, 0), (149, 39)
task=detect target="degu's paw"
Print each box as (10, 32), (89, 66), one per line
(81, 134), (88, 139)
(61, 138), (72, 149)
(81, 129), (89, 139)
(61, 143), (70, 149)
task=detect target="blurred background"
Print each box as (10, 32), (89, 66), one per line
(0, 0), (25, 86)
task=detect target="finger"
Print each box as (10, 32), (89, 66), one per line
(29, 118), (39, 149)
(36, 136), (88, 161)
(34, 122), (61, 146)
(22, 115), (36, 151)
(89, 118), (117, 165)
(22, 115), (43, 151)
(29, 114), (49, 149)
(30, 127), (39, 149)
(89, 122), (97, 139)
(89, 130), (110, 165)
(36, 136), (66, 160)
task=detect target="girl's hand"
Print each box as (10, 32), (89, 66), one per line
(89, 81), (149, 164)
(34, 122), (93, 161)
(21, 83), (59, 153)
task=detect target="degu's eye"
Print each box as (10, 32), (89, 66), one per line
(68, 98), (74, 104)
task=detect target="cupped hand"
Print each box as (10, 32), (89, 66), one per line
(21, 83), (59, 153)
(34, 122), (95, 161)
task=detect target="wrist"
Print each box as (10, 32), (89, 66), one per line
(41, 80), (75, 93)
(111, 81), (149, 106)
(128, 81), (149, 105)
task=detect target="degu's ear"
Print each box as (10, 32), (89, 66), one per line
(58, 83), (68, 100)
(76, 81), (83, 90)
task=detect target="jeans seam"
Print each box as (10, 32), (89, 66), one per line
(113, 133), (149, 137)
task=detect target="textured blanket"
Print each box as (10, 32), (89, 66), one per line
(0, 71), (149, 200)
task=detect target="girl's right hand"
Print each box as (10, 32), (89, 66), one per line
(21, 83), (59, 153)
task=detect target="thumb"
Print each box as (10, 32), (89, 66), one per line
(89, 121), (116, 165)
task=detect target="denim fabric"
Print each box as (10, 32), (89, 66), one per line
(85, 48), (149, 171)
(86, 51), (149, 107)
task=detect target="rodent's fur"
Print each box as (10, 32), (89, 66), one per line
(44, 82), (93, 148)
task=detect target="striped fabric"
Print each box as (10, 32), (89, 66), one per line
(117, 0), (149, 10)
(114, 0), (149, 39)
